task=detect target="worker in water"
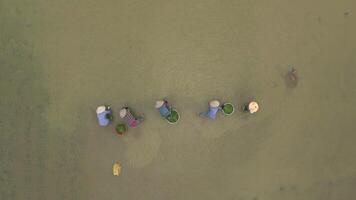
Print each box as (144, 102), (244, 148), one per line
(155, 100), (171, 118)
(96, 105), (113, 126)
(242, 101), (259, 114)
(199, 100), (221, 119)
(119, 107), (144, 128)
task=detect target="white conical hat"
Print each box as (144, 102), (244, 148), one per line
(155, 100), (165, 109)
(249, 101), (259, 113)
(119, 109), (127, 118)
(96, 106), (106, 114)
(209, 100), (220, 108)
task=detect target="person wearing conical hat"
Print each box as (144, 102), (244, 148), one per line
(199, 100), (221, 119)
(155, 100), (171, 118)
(242, 101), (259, 114)
(96, 105), (113, 126)
(119, 107), (143, 128)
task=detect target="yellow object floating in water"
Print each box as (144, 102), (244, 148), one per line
(113, 163), (121, 176)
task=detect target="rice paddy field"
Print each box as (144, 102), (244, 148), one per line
(1, 0), (356, 199)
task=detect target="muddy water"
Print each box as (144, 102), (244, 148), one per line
(1, 0), (356, 199)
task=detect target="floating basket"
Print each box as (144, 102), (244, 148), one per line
(222, 103), (234, 116)
(115, 123), (127, 135)
(166, 109), (180, 124)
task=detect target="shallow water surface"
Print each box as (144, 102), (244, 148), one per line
(1, 0), (356, 199)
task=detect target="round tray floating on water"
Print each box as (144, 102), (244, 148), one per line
(166, 109), (180, 124)
(222, 103), (234, 116)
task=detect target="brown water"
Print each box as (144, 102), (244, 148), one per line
(1, 0), (356, 199)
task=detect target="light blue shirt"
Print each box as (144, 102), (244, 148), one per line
(159, 105), (171, 118)
(207, 107), (219, 119)
(97, 110), (111, 126)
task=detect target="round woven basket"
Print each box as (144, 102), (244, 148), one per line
(166, 109), (180, 124)
(222, 103), (235, 116)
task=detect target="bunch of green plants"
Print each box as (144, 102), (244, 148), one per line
(167, 110), (179, 123)
(115, 123), (127, 135)
(222, 103), (234, 115)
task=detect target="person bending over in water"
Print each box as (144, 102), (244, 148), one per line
(199, 100), (221, 119)
(119, 107), (143, 128)
(155, 100), (171, 118)
(96, 105), (113, 126)
(242, 101), (259, 114)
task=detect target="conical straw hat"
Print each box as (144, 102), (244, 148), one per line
(155, 100), (165, 109)
(96, 106), (106, 114)
(119, 109), (127, 118)
(209, 100), (220, 108)
(249, 101), (259, 113)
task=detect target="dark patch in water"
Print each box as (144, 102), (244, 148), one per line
(279, 186), (285, 192)
(285, 67), (298, 88)
(317, 16), (322, 24)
